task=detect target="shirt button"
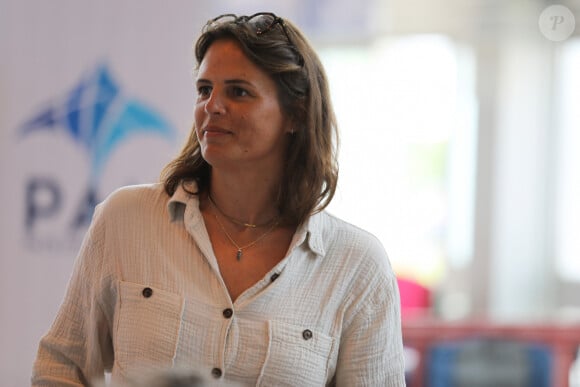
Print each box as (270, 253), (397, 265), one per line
(222, 308), (233, 319)
(302, 329), (313, 340)
(270, 273), (280, 282)
(211, 367), (222, 378)
(142, 287), (153, 298)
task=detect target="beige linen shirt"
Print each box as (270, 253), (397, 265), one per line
(32, 182), (405, 386)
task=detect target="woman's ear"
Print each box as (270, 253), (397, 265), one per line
(286, 114), (303, 135)
(284, 118), (296, 135)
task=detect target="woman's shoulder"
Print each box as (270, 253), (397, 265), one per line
(317, 211), (384, 252)
(96, 183), (168, 217)
(313, 211), (392, 272)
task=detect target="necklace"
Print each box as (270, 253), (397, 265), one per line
(208, 193), (278, 228)
(212, 212), (280, 260)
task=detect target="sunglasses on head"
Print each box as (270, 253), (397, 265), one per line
(205, 12), (294, 46)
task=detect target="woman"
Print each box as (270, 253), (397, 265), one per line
(33, 12), (405, 386)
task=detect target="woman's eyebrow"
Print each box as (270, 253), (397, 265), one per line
(195, 78), (256, 89)
(224, 79), (254, 87)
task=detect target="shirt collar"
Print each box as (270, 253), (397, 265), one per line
(167, 180), (326, 258)
(291, 211), (326, 258)
(167, 180), (202, 224)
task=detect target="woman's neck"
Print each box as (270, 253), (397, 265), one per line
(208, 170), (281, 227)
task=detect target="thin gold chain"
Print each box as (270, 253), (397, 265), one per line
(211, 205), (280, 261)
(208, 193), (278, 228)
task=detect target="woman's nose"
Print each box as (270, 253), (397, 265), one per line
(204, 91), (226, 115)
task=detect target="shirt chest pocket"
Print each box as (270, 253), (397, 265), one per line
(258, 320), (335, 386)
(114, 281), (184, 375)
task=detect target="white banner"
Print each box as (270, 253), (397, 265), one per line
(0, 2), (209, 385)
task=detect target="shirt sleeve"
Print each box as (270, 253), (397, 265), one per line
(334, 244), (406, 386)
(31, 203), (115, 386)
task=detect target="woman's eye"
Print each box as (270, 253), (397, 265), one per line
(231, 87), (249, 97)
(197, 86), (211, 97)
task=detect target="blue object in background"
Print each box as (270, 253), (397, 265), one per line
(427, 338), (552, 387)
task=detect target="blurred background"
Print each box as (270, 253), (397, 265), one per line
(1, 0), (579, 386)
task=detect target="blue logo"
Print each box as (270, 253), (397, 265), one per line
(20, 64), (176, 237)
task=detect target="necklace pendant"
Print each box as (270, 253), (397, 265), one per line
(236, 249), (243, 261)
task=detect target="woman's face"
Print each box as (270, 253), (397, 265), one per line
(194, 39), (291, 172)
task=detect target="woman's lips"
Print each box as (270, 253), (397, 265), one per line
(202, 126), (232, 137)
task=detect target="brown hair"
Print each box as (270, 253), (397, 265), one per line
(160, 13), (339, 226)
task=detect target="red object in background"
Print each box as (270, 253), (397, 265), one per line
(397, 277), (432, 320)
